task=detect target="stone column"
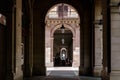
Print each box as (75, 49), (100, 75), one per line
(94, 26), (103, 76)
(110, 1), (120, 79)
(73, 26), (80, 67)
(0, 24), (5, 80)
(14, 0), (23, 80)
(5, 1), (14, 79)
(72, 37), (76, 66)
(45, 26), (53, 67)
(101, 0), (110, 79)
(76, 26), (80, 47)
(94, 0), (103, 76)
(50, 37), (54, 66)
(28, 2), (34, 76)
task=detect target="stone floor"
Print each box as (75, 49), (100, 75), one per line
(25, 76), (101, 80)
(25, 71), (101, 80)
(48, 71), (78, 76)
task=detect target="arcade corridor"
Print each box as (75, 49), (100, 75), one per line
(0, 0), (120, 80)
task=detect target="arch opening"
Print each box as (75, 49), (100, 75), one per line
(53, 27), (73, 67)
(45, 3), (80, 76)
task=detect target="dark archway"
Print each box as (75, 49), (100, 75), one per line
(53, 28), (73, 67)
(33, 0), (95, 76)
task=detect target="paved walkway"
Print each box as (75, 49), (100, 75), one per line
(25, 71), (101, 80)
(48, 71), (77, 77)
(46, 67), (79, 76)
(25, 76), (101, 80)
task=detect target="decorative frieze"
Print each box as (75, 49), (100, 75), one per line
(46, 18), (80, 26)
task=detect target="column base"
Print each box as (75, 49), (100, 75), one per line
(79, 67), (92, 76)
(14, 66), (23, 80)
(101, 67), (109, 80)
(14, 75), (23, 80)
(110, 71), (120, 80)
(72, 62), (79, 67)
(46, 62), (54, 67)
(94, 66), (102, 77)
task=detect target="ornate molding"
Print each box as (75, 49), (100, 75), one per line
(46, 18), (80, 25)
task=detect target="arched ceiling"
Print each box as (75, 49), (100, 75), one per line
(32, 0), (94, 24)
(33, 0), (94, 8)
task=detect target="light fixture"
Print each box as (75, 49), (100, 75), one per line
(60, 24), (65, 33)
(59, 3), (65, 45)
(60, 3), (65, 33)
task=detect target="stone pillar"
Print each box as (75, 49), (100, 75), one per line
(110, 1), (120, 79)
(50, 37), (54, 65)
(94, 26), (103, 76)
(72, 37), (76, 66)
(5, 1), (14, 79)
(94, 0), (103, 76)
(73, 26), (80, 67)
(28, 2), (34, 76)
(14, 0), (23, 80)
(0, 24), (5, 80)
(73, 47), (80, 67)
(45, 26), (53, 67)
(79, 22), (84, 75)
(101, 0), (110, 79)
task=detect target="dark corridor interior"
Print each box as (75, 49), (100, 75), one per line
(54, 28), (73, 67)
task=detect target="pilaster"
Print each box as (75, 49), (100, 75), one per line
(0, 24), (6, 80)
(45, 26), (53, 67)
(101, 0), (110, 79)
(94, 0), (103, 76)
(110, 1), (120, 79)
(14, 0), (23, 80)
(28, 1), (34, 76)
